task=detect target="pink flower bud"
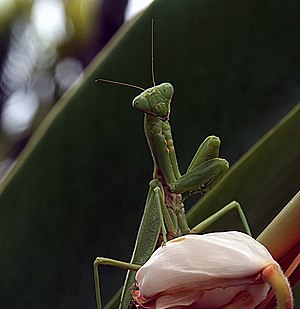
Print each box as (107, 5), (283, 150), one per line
(132, 231), (293, 308)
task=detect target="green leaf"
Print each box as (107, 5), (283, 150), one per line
(0, 0), (299, 307)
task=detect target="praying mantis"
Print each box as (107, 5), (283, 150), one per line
(94, 24), (252, 309)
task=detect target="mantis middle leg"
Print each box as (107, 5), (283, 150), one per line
(94, 257), (141, 309)
(191, 201), (252, 236)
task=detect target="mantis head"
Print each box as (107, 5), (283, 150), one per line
(132, 83), (174, 121)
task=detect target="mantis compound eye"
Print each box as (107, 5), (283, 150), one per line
(132, 96), (149, 110)
(159, 83), (174, 100)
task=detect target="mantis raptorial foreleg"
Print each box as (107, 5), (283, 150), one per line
(171, 158), (229, 194)
(187, 135), (221, 172)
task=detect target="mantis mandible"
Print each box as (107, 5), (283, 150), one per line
(94, 23), (251, 309)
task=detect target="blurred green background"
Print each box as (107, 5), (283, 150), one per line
(0, 0), (299, 308)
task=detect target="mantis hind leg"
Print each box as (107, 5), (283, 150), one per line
(190, 201), (252, 236)
(119, 180), (178, 309)
(93, 257), (141, 309)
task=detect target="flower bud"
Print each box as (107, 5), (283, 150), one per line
(132, 231), (293, 308)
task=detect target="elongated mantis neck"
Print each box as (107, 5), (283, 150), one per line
(144, 113), (163, 178)
(143, 113), (179, 186)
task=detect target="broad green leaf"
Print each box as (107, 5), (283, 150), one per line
(0, 0), (299, 308)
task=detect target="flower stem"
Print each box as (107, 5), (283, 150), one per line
(262, 264), (293, 309)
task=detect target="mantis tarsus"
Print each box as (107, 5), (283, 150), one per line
(94, 26), (251, 309)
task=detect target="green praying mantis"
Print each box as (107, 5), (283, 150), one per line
(94, 25), (252, 309)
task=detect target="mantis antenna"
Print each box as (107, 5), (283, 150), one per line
(95, 78), (145, 91)
(151, 19), (156, 86)
(96, 21), (157, 91)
